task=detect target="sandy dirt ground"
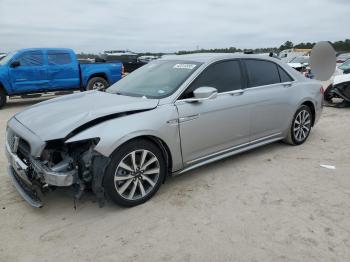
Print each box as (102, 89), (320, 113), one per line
(0, 97), (350, 262)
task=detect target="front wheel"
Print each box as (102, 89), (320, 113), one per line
(284, 105), (312, 145)
(86, 77), (109, 91)
(103, 139), (166, 207)
(0, 88), (7, 109)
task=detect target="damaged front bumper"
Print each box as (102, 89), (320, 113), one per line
(5, 140), (76, 208)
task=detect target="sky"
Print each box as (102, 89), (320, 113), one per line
(0, 0), (348, 53)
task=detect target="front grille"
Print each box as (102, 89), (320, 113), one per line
(6, 128), (31, 159)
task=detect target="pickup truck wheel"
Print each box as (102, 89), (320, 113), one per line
(87, 77), (109, 91)
(0, 88), (7, 109)
(103, 139), (166, 207)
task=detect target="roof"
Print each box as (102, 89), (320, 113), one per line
(160, 52), (281, 63)
(17, 48), (74, 53)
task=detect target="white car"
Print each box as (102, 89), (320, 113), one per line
(287, 56), (309, 71)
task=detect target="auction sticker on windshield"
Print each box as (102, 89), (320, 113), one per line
(173, 64), (197, 69)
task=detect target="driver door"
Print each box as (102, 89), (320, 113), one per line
(175, 60), (251, 165)
(9, 51), (49, 93)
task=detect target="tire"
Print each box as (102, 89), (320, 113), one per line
(324, 84), (334, 102)
(86, 77), (109, 91)
(284, 105), (312, 145)
(103, 139), (166, 207)
(0, 88), (7, 109)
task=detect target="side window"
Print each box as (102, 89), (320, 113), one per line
(180, 60), (242, 99)
(278, 66), (293, 82)
(245, 60), (280, 87)
(48, 53), (71, 65)
(17, 52), (44, 66)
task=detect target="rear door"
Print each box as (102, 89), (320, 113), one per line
(242, 59), (295, 141)
(47, 51), (80, 89)
(176, 60), (252, 165)
(9, 51), (49, 92)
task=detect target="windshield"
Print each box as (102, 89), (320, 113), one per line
(289, 56), (309, 64)
(0, 52), (15, 65)
(107, 60), (202, 98)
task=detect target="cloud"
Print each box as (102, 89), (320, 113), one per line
(0, 0), (347, 53)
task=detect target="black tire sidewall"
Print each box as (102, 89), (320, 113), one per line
(103, 139), (166, 207)
(291, 105), (312, 145)
(323, 84), (333, 102)
(87, 77), (109, 91)
(0, 89), (6, 109)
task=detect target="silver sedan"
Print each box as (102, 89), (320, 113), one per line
(5, 53), (323, 207)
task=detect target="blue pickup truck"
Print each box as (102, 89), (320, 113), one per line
(0, 48), (123, 108)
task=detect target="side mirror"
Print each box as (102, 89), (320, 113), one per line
(183, 86), (218, 103)
(10, 61), (20, 68)
(193, 86), (218, 99)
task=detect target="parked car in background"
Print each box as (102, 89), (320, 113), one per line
(5, 53), (323, 208)
(101, 50), (146, 74)
(325, 58), (350, 107)
(257, 53), (281, 60)
(287, 56), (313, 78)
(0, 54), (6, 61)
(279, 48), (311, 62)
(336, 52), (350, 65)
(288, 56), (309, 70)
(0, 48), (123, 108)
(338, 58), (350, 74)
(138, 55), (158, 63)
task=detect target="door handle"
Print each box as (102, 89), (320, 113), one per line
(282, 82), (292, 88)
(229, 89), (245, 96)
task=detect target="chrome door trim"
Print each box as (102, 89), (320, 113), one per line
(217, 89), (245, 96)
(186, 132), (282, 165)
(179, 114), (200, 123)
(173, 133), (283, 176)
(244, 81), (296, 92)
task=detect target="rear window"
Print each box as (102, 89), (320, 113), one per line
(18, 51), (44, 66)
(245, 60), (280, 87)
(278, 66), (293, 82)
(48, 52), (71, 65)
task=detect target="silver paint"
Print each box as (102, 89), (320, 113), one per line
(6, 53), (323, 176)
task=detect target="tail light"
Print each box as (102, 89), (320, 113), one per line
(337, 60), (344, 63)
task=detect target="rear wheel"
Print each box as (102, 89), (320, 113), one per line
(86, 77), (109, 91)
(0, 88), (7, 109)
(284, 105), (312, 145)
(103, 139), (166, 207)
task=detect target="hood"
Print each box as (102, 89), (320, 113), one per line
(333, 73), (350, 86)
(15, 91), (159, 141)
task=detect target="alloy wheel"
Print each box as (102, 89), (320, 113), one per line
(293, 110), (311, 142)
(92, 82), (105, 90)
(114, 150), (160, 201)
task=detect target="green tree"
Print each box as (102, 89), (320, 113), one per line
(279, 41), (294, 51)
